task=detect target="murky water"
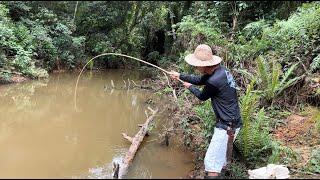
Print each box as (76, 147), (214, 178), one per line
(0, 70), (193, 179)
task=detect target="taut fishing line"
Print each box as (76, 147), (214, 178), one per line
(74, 53), (184, 110)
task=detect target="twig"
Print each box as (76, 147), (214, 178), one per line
(295, 56), (309, 74)
(131, 80), (139, 87)
(123, 80), (126, 88)
(163, 72), (178, 101)
(111, 80), (115, 88)
(127, 78), (131, 90)
(145, 139), (159, 143)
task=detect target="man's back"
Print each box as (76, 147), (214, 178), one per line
(203, 66), (242, 129)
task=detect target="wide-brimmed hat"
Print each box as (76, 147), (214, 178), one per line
(185, 44), (222, 67)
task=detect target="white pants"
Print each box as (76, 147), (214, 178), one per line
(204, 127), (240, 173)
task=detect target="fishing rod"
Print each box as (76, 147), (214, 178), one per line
(74, 53), (184, 110)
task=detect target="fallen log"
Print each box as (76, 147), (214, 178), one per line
(113, 107), (158, 179)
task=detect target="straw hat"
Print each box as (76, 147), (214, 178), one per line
(185, 44), (222, 67)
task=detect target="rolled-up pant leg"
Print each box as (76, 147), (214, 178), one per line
(204, 127), (240, 173)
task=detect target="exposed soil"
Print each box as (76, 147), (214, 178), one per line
(273, 107), (320, 178)
(273, 114), (318, 146)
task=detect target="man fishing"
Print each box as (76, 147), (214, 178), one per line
(169, 44), (242, 179)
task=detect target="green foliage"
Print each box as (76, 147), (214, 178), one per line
(225, 1), (320, 75)
(0, 3), (45, 78)
(174, 15), (227, 51)
(310, 54), (320, 73)
(194, 100), (216, 141)
(227, 162), (248, 179)
(313, 109), (320, 132)
(306, 149), (320, 173)
(266, 2), (320, 58)
(76, 1), (168, 68)
(2, 1), (317, 79)
(236, 80), (260, 160)
(256, 55), (300, 103)
(242, 20), (270, 40)
(0, 1), (318, 178)
(0, 4), (9, 21)
(316, 88), (320, 96)
(236, 80), (297, 166)
(0, 2), (87, 77)
(0, 71), (11, 81)
(268, 140), (297, 165)
(162, 86), (174, 94)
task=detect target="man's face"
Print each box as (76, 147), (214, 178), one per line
(196, 66), (206, 74)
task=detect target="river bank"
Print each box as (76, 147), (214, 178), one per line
(0, 74), (30, 84)
(148, 70), (320, 179)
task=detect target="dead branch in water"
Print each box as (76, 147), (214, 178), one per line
(104, 78), (152, 92)
(113, 107), (158, 179)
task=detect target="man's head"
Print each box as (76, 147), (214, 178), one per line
(196, 65), (219, 75)
(185, 44), (222, 74)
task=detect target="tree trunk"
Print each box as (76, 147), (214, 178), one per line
(169, 3), (177, 40)
(113, 107), (158, 179)
(230, 1), (238, 41)
(72, 1), (79, 24)
(230, 15), (237, 40)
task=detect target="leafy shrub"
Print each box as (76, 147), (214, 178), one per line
(310, 54), (320, 73)
(194, 100), (216, 141)
(306, 149), (320, 173)
(175, 15), (227, 51)
(242, 20), (270, 40)
(256, 55), (300, 103)
(236, 80), (297, 167)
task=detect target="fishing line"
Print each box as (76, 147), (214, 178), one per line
(74, 53), (184, 110)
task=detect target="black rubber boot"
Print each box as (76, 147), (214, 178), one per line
(204, 172), (223, 179)
(220, 168), (226, 178)
(204, 175), (223, 179)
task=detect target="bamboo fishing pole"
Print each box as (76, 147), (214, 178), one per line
(74, 53), (184, 110)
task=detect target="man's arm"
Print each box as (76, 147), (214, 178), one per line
(187, 83), (218, 101)
(179, 73), (209, 85)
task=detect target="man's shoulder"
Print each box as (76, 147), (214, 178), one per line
(207, 66), (227, 86)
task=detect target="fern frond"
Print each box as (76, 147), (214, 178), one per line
(255, 108), (266, 129)
(240, 79), (260, 158)
(269, 60), (280, 100)
(310, 54), (320, 72)
(234, 69), (255, 82)
(279, 62), (299, 87)
(276, 76), (301, 96)
(256, 56), (269, 89)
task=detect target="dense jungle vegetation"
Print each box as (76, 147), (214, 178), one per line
(0, 1), (319, 178)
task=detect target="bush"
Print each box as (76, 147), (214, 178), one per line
(194, 100), (216, 142)
(306, 149), (320, 173)
(0, 4), (46, 78)
(235, 80), (297, 167)
(174, 15), (227, 52)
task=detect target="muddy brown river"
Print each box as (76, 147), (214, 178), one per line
(0, 70), (193, 178)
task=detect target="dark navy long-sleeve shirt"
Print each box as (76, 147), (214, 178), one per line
(180, 65), (242, 130)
